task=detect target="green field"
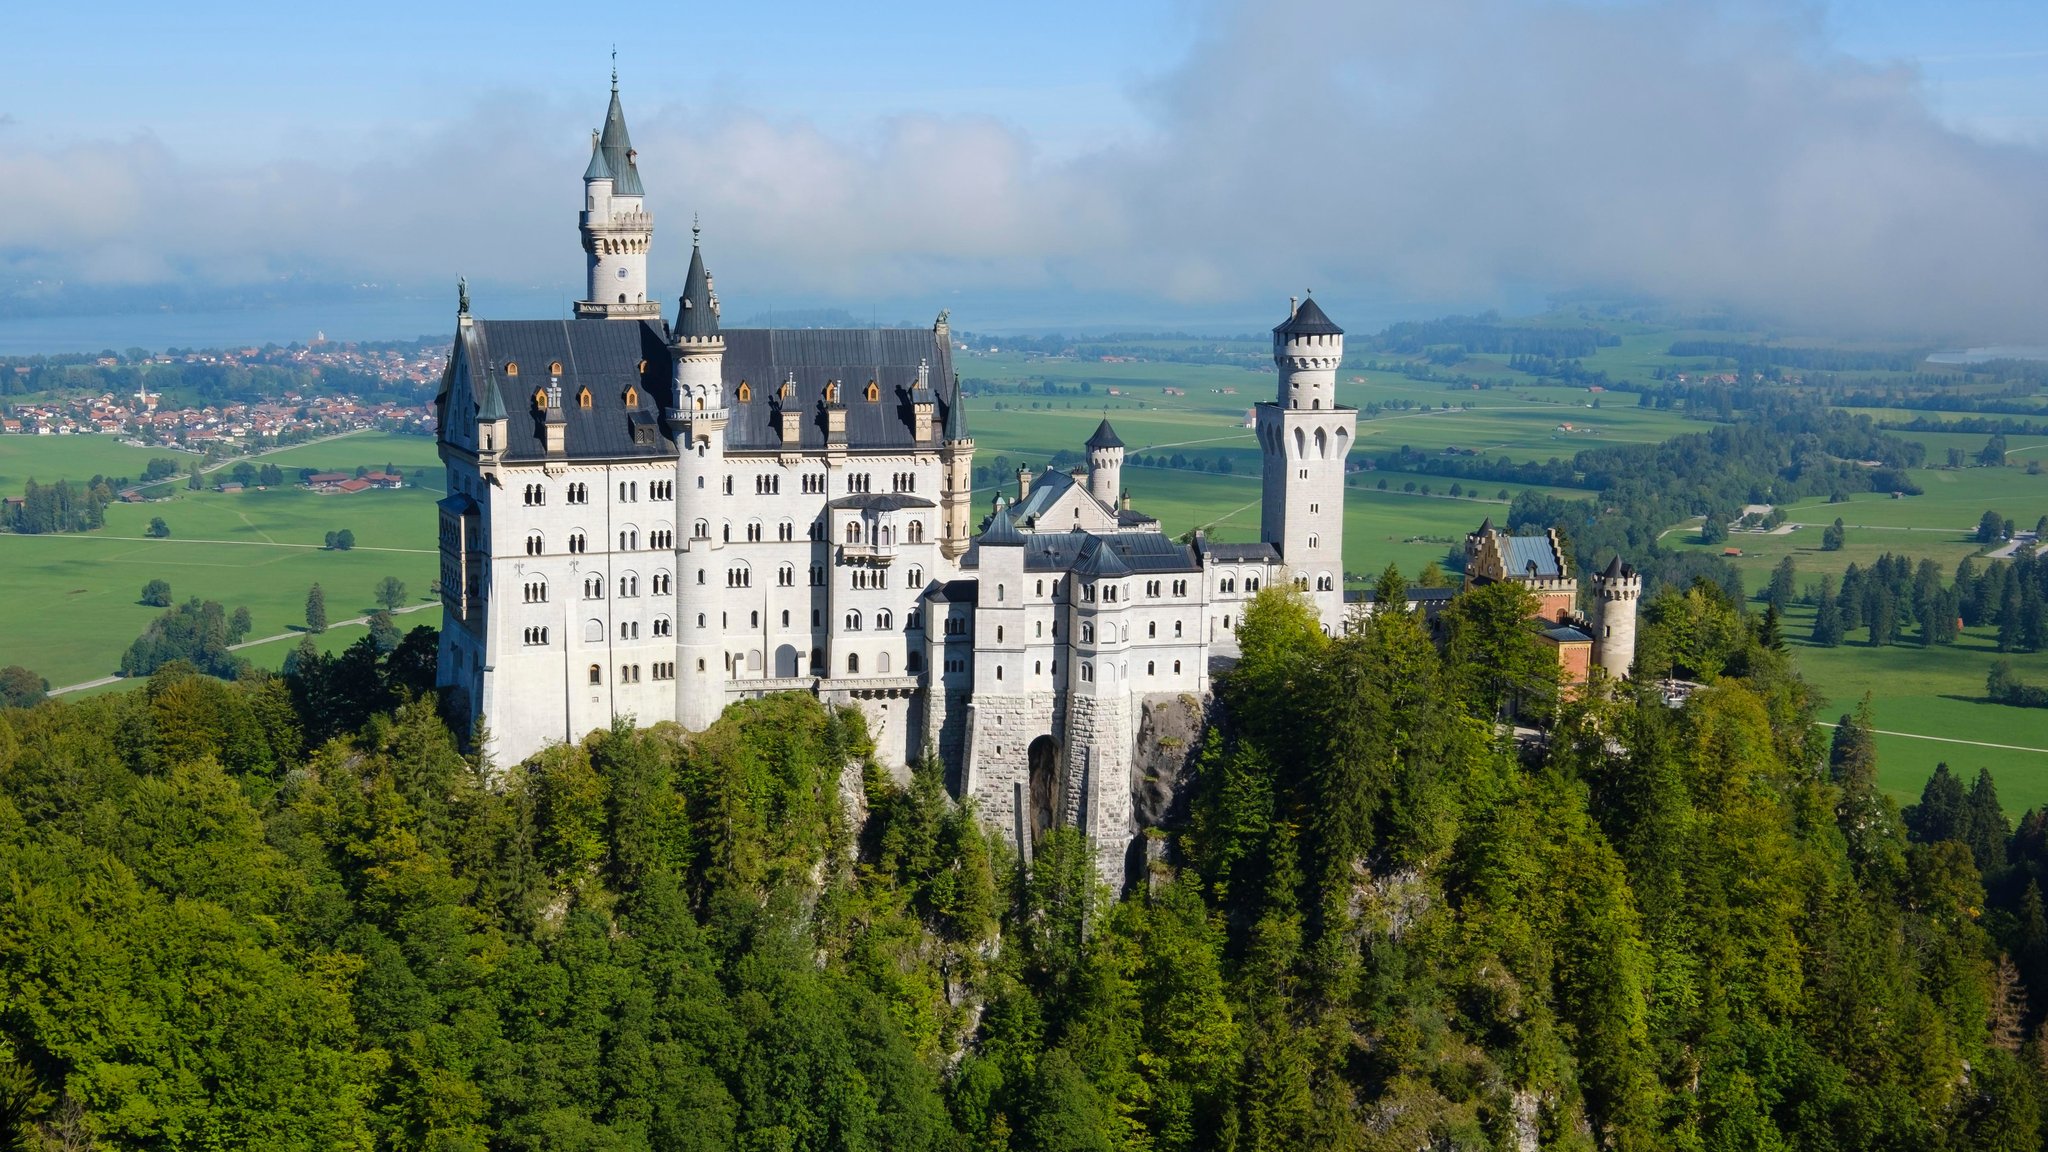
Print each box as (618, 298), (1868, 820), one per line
(1, 431), (443, 688)
(0, 434), (193, 489)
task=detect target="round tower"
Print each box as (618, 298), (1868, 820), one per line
(1274, 295), (1343, 411)
(576, 68), (659, 320)
(671, 228), (728, 729)
(1590, 556), (1642, 680)
(1085, 418), (1124, 509)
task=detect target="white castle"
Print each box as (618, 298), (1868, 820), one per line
(434, 77), (1384, 883)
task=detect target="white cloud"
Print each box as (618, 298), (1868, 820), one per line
(3, 0), (2046, 338)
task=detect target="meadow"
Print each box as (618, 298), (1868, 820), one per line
(0, 431), (442, 688)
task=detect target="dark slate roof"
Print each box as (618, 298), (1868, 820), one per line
(598, 82), (644, 196)
(1477, 516), (1494, 535)
(1074, 536), (1132, 578)
(1601, 554), (1623, 578)
(1275, 295), (1343, 337)
(1504, 535), (1564, 579)
(463, 319), (675, 461)
(1204, 541), (1282, 564)
(829, 493), (936, 512)
(474, 361), (506, 420)
(1541, 625), (1593, 644)
(979, 505), (1025, 545)
(1086, 418), (1124, 450)
(1115, 508), (1156, 527)
(968, 528), (1199, 575)
(720, 328), (959, 452)
(1346, 586), (1456, 604)
(943, 379), (969, 441)
(928, 579), (979, 604)
(676, 243), (718, 339)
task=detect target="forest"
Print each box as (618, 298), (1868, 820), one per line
(3, 576), (2047, 1150)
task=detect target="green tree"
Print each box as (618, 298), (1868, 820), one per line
(375, 576), (407, 612)
(140, 577), (173, 606)
(1979, 509), (2009, 545)
(1821, 517), (1846, 551)
(146, 516), (170, 538)
(1981, 433), (2009, 466)
(1812, 576), (1844, 647)
(1443, 579), (1555, 720)
(1765, 555), (1796, 610)
(230, 605), (253, 644)
(305, 583), (328, 634)
(0, 665), (47, 708)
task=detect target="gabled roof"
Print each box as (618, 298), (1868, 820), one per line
(598, 80), (643, 196)
(1274, 295), (1343, 337)
(719, 328), (959, 452)
(1504, 535), (1564, 579)
(1086, 418), (1124, 450)
(979, 505), (1025, 546)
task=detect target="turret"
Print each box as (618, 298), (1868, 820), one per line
(1085, 419), (1124, 509)
(939, 339), (976, 560)
(1589, 556), (1642, 680)
(671, 227), (728, 730)
(575, 67), (659, 319)
(1257, 293), (1354, 631)
(1274, 295), (1344, 411)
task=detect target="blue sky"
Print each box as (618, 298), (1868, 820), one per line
(5, 0), (2048, 338)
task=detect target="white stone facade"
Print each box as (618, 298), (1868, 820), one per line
(434, 80), (1362, 887)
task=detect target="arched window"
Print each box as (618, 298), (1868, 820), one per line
(1174, 660), (1182, 674)
(624, 386), (639, 407)
(865, 380), (880, 402)
(847, 653), (860, 674)
(1174, 621), (1184, 638)
(526, 531), (543, 555)
(506, 361), (521, 377)
(845, 521), (863, 544)
(532, 386), (546, 408)
(878, 610), (894, 630)
(1147, 661), (1155, 676)
(879, 652), (892, 673)
(737, 381), (751, 402)
(1081, 623), (1094, 643)
(588, 664), (602, 685)
(846, 611), (862, 631)
(577, 386), (592, 409)
(1081, 663), (1093, 682)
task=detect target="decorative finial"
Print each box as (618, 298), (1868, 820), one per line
(457, 276), (469, 316)
(611, 46), (618, 88)
(692, 213), (701, 246)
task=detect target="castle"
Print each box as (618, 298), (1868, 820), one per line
(432, 76), (1633, 884)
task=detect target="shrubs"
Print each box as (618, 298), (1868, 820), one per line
(140, 578), (173, 607)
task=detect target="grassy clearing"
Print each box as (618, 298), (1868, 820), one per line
(1, 431), (443, 687)
(0, 435), (192, 489)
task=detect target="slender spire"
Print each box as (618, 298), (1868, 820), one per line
(943, 374), (970, 441)
(598, 65), (643, 195)
(676, 232), (719, 339)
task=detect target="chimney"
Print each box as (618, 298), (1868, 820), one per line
(1119, 490), (1131, 512)
(779, 407), (801, 448)
(1016, 465), (1032, 502)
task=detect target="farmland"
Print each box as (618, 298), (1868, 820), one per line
(0, 431), (442, 687)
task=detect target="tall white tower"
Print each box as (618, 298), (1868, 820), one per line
(575, 68), (659, 320)
(1256, 296), (1355, 629)
(671, 230), (728, 728)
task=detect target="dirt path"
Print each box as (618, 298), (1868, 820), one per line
(1815, 720), (2048, 756)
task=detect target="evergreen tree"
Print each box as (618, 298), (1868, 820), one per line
(1968, 768), (2012, 879)
(1812, 578), (1844, 647)
(1766, 555), (1796, 610)
(305, 583), (328, 634)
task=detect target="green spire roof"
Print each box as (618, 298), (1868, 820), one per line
(675, 235), (719, 339)
(598, 77), (644, 196)
(943, 378), (969, 441)
(583, 131), (611, 181)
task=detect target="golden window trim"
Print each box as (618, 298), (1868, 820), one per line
(737, 381), (751, 402)
(624, 386), (639, 407)
(532, 387), (547, 408)
(864, 380), (880, 402)
(577, 386), (592, 410)
(549, 360), (564, 376)
(505, 361), (520, 377)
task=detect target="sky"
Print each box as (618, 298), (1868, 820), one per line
(3, 0), (2048, 339)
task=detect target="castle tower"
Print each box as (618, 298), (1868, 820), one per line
(575, 68), (659, 320)
(1086, 419), (1124, 508)
(1256, 296), (1355, 629)
(1589, 556), (1642, 679)
(938, 312), (975, 560)
(671, 229), (728, 729)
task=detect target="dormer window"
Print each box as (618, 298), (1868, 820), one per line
(624, 386), (639, 407)
(824, 381), (839, 403)
(780, 374), (795, 400)
(865, 380), (880, 402)
(737, 381), (751, 403)
(532, 387), (547, 409)
(577, 386), (592, 410)
(550, 361), (564, 376)
(505, 362), (520, 377)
